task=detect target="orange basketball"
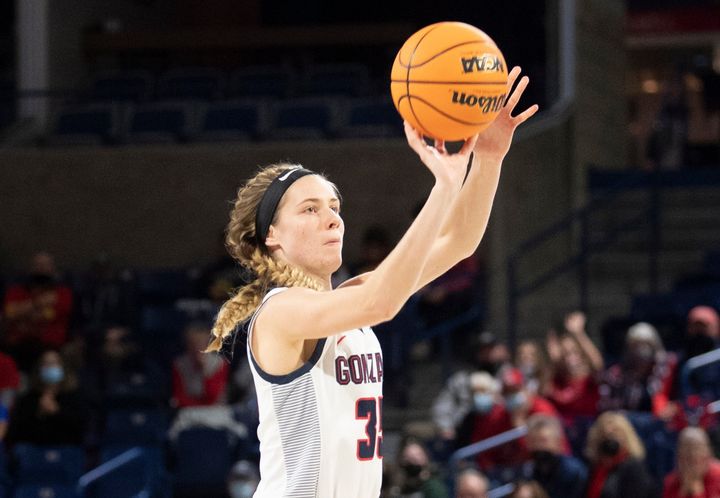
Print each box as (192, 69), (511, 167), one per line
(390, 22), (508, 141)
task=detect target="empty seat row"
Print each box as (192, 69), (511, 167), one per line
(87, 64), (374, 102)
(47, 97), (403, 145)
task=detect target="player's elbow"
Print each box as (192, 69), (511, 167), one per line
(364, 294), (404, 324)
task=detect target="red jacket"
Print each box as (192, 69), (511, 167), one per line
(663, 460), (720, 498)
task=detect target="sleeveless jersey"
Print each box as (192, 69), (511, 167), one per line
(247, 288), (384, 498)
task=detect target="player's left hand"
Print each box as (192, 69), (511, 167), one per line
(473, 66), (539, 160)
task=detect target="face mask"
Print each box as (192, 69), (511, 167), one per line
(532, 450), (560, 476)
(630, 344), (654, 362)
(473, 393), (494, 414)
(229, 481), (255, 498)
(504, 392), (527, 411)
(599, 438), (621, 457)
(40, 365), (64, 385)
(401, 463), (424, 478)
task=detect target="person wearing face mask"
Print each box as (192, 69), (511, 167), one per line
(523, 414), (587, 498)
(584, 411), (657, 498)
(227, 460), (260, 498)
(433, 332), (511, 442)
(390, 438), (449, 498)
(6, 350), (87, 446)
(2, 252), (74, 372)
(599, 322), (678, 420)
(663, 427), (720, 498)
(677, 306), (720, 403)
(454, 372), (501, 452)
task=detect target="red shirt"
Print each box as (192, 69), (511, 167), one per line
(547, 373), (600, 421)
(0, 352), (20, 390)
(3, 283), (73, 349)
(471, 395), (564, 469)
(172, 355), (230, 408)
(663, 460), (720, 498)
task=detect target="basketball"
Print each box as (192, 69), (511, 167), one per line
(391, 22), (508, 141)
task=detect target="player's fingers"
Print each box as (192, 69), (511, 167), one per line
(513, 104), (540, 125)
(505, 66), (522, 96)
(403, 121), (427, 152)
(434, 139), (447, 154)
(505, 75), (530, 114)
(458, 134), (479, 156)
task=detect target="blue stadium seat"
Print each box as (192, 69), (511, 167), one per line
(230, 65), (295, 99)
(337, 97), (403, 138)
(104, 409), (170, 446)
(104, 366), (169, 409)
(12, 445), (85, 486)
(126, 103), (193, 143)
(272, 98), (338, 139)
(90, 71), (153, 102)
(172, 428), (240, 495)
(49, 105), (118, 145)
(87, 445), (168, 498)
(12, 484), (80, 498)
(198, 101), (266, 141)
(157, 68), (225, 101)
(303, 63), (370, 97)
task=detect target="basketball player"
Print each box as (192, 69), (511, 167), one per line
(205, 66), (537, 497)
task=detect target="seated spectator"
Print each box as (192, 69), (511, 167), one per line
(663, 427), (720, 498)
(524, 414), (587, 498)
(455, 371), (501, 446)
(515, 340), (549, 395)
(390, 437), (449, 498)
(455, 468), (489, 498)
(433, 332), (510, 441)
(678, 306), (720, 402)
(599, 322), (678, 419)
(544, 311), (602, 422)
(418, 253), (479, 328)
(0, 350), (20, 409)
(509, 480), (550, 498)
(2, 252), (73, 371)
(6, 350), (87, 446)
(172, 322), (229, 408)
(83, 325), (166, 407)
(584, 411), (657, 498)
(458, 368), (563, 470)
(227, 460), (259, 498)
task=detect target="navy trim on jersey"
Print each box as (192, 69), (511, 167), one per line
(249, 337), (326, 385)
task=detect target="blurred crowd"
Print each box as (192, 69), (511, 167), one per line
(0, 244), (719, 498)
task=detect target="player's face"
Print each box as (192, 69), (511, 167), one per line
(266, 175), (344, 282)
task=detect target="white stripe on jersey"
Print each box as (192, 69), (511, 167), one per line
(247, 287), (383, 498)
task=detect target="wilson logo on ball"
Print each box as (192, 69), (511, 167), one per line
(451, 92), (506, 113)
(460, 55), (504, 74)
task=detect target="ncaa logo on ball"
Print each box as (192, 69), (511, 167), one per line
(460, 54), (504, 74)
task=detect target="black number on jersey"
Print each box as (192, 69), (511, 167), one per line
(355, 396), (383, 460)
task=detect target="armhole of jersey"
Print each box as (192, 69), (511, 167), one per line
(247, 287), (327, 385)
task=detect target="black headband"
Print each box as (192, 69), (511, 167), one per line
(255, 166), (315, 248)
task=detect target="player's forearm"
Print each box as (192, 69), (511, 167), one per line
(438, 152), (502, 257)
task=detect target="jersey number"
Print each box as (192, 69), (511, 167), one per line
(356, 396), (383, 460)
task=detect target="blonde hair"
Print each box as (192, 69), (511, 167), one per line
(205, 163), (328, 353)
(584, 411), (646, 463)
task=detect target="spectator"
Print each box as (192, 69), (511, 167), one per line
(433, 332), (510, 441)
(172, 322), (229, 408)
(458, 368), (563, 470)
(6, 350), (87, 446)
(227, 460), (259, 498)
(0, 350), (20, 409)
(524, 414), (587, 498)
(418, 254), (479, 328)
(515, 340), (549, 395)
(584, 411), (657, 498)
(678, 306), (720, 403)
(663, 427), (720, 498)
(391, 437), (449, 498)
(2, 251), (74, 371)
(75, 253), (134, 328)
(455, 371), (501, 447)
(455, 468), (489, 498)
(599, 322), (678, 419)
(545, 311), (602, 422)
(509, 481), (550, 498)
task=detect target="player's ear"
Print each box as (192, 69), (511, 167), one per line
(264, 225), (280, 249)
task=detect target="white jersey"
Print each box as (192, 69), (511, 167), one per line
(247, 287), (384, 498)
